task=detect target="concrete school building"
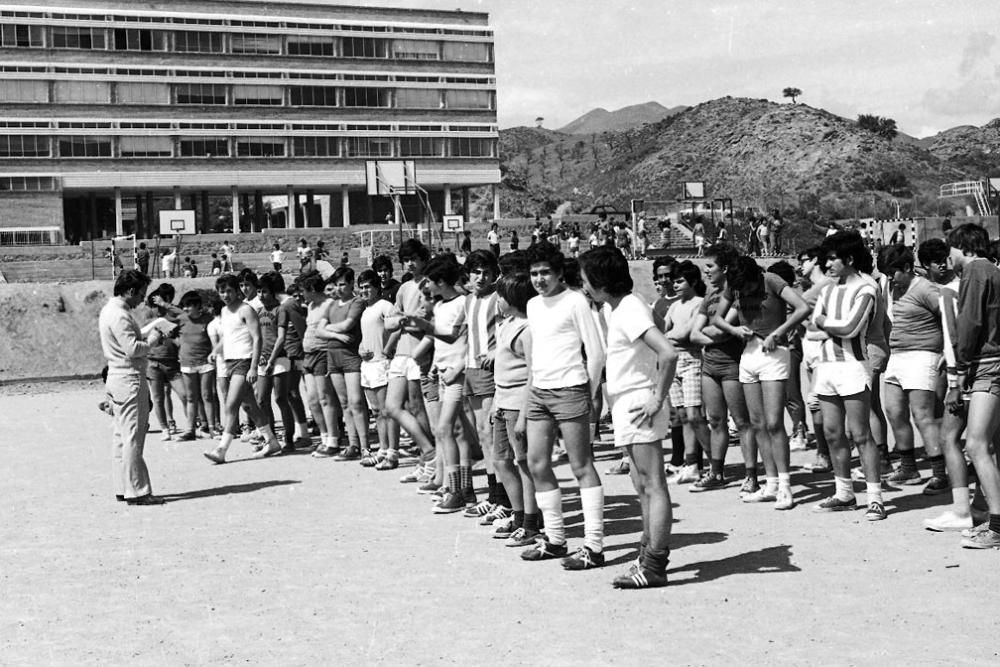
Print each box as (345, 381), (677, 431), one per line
(0, 0), (500, 245)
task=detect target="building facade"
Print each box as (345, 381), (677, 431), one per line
(0, 0), (500, 243)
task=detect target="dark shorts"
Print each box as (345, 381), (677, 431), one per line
(526, 384), (591, 423)
(464, 367), (496, 398)
(966, 359), (1000, 397)
(494, 408), (527, 462)
(327, 347), (362, 374)
(302, 350), (328, 376)
(421, 367), (440, 403)
(867, 344), (890, 374)
(146, 359), (182, 383)
(702, 356), (740, 383)
(225, 358), (252, 377)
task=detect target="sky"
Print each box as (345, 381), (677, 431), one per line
(256, 0), (1000, 137)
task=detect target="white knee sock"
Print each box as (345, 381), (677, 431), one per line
(580, 485), (605, 553)
(866, 482), (883, 505)
(835, 476), (854, 500)
(535, 488), (565, 545)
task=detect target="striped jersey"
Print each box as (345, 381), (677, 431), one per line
(811, 275), (877, 363)
(465, 290), (499, 368)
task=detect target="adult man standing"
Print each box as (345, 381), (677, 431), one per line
(98, 269), (164, 505)
(135, 242), (150, 275)
(487, 223), (501, 258)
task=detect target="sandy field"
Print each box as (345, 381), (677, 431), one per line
(0, 381), (997, 666)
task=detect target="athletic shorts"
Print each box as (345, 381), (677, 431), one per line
(302, 349), (328, 376)
(292, 358), (304, 372)
(610, 388), (670, 448)
(180, 363), (214, 375)
(813, 360), (870, 397)
(526, 384), (591, 423)
(884, 350), (941, 392)
(739, 337), (790, 384)
(257, 357), (291, 377)
(388, 355), (422, 382)
(215, 356), (228, 377)
(866, 343), (890, 374)
(225, 358), (252, 377)
(438, 369), (465, 403)
(464, 367), (496, 398)
(965, 358), (1000, 397)
(668, 350), (703, 408)
(360, 359), (389, 389)
(421, 367), (440, 403)
(702, 356), (739, 383)
(493, 408), (527, 462)
(147, 359), (182, 384)
(327, 347), (362, 374)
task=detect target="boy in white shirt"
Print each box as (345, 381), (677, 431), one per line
(580, 245), (678, 588)
(519, 241), (607, 569)
(404, 254), (471, 513)
(357, 269), (399, 469)
(270, 243), (285, 272)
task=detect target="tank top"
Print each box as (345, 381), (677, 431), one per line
(221, 304), (254, 360)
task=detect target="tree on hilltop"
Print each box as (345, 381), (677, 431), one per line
(535, 116), (544, 129)
(782, 87), (802, 104)
(857, 114), (898, 140)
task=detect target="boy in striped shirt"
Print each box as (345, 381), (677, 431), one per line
(809, 232), (886, 520)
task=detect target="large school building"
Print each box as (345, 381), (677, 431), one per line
(0, 0), (500, 244)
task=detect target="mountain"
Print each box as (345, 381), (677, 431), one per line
(497, 96), (975, 220)
(556, 102), (687, 135)
(922, 119), (1000, 172)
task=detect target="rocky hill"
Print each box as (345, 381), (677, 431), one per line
(923, 119), (1000, 172)
(556, 102), (688, 135)
(497, 96), (979, 221)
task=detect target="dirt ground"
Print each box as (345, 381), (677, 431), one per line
(1, 383), (997, 666)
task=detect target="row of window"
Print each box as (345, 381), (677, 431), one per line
(0, 25), (492, 62)
(0, 119), (496, 133)
(0, 135), (496, 159)
(0, 10), (492, 39)
(0, 79), (494, 109)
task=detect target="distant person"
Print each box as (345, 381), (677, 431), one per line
(941, 218), (952, 236)
(510, 229), (519, 251)
(182, 257), (198, 278)
(161, 247), (177, 278)
(98, 269), (163, 505)
(271, 243), (285, 273)
(756, 220), (770, 256)
(297, 238), (313, 273)
(717, 221), (728, 244)
(487, 223), (501, 257)
(219, 240), (234, 273)
(771, 216), (784, 254)
(315, 240), (329, 264)
(889, 223), (907, 246)
(135, 242), (150, 275)
(460, 230), (472, 257)
(210, 253), (222, 276)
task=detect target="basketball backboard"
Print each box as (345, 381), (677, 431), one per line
(681, 182), (706, 200)
(158, 210), (196, 235)
(366, 160), (417, 196)
(443, 215), (464, 233)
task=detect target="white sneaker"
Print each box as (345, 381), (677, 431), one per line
(923, 510), (974, 532)
(675, 464), (701, 484)
(774, 487), (795, 510)
(742, 487), (778, 503)
(789, 432), (808, 451)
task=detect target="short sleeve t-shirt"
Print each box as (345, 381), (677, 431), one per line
(178, 311), (214, 367)
(699, 287), (744, 365)
(258, 303), (281, 360)
(889, 276), (942, 352)
(605, 294), (658, 397)
(278, 299), (306, 359)
(394, 280), (426, 357)
(360, 299), (395, 361)
(303, 299), (330, 354)
(730, 272), (789, 342)
(327, 297), (365, 351)
(432, 295), (467, 371)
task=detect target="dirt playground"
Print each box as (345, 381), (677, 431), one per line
(0, 380), (997, 665)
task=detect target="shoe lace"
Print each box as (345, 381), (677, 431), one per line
(508, 528), (526, 540)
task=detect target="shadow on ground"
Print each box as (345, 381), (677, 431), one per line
(162, 479), (300, 501)
(666, 545), (800, 586)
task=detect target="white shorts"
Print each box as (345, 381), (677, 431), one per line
(180, 364), (214, 375)
(257, 357), (291, 377)
(361, 359), (390, 389)
(739, 337), (790, 384)
(884, 350), (942, 392)
(610, 388), (671, 448)
(813, 360), (871, 397)
(388, 355), (422, 382)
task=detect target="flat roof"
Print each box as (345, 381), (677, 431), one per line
(17, 1), (490, 25)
